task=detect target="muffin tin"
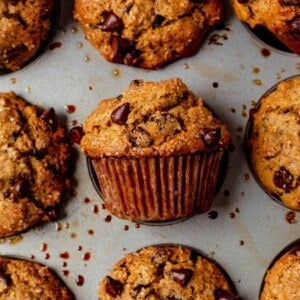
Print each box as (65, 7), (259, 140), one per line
(0, 1), (299, 299)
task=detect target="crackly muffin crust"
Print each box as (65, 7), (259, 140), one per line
(0, 256), (74, 299)
(0, 0), (55, 71)
(232, 0), (300, 54)
(246, 76), (300, 210)
(260, 244), (300, 300)
(99, 245), (238, 299)
(73, 0), (225, 69)
(81, 78), (231, 157)
(0, 92), (70, 237)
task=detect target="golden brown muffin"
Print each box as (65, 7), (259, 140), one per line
(0, 256), (74, 299)
(246, 76), (300, 210)
(73, 0), (226, 69)
(81, 78), (231, 222)
(0, 92), (71, 237)
(260, 242), (300, 300)
(0, 0), (55, 72)
(232, 0), (300, 54)
(99, 245), (238, 300)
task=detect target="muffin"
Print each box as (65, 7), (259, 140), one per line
(0, 92), (71, 237)
(80, 78), (231, 222)
(99, 245), (238, 299)
(0, 256), (74, 299)
(232, 0), (300, 55)
(0, 0), (56, 72)
(260, 241), (300, 300)
(245, 76), (300, 210)
(73, 0), (226, 69)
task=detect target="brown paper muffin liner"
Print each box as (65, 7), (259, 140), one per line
(91, 150), (225, 222)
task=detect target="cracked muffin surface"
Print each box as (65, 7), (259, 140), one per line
(246, 76), (300, 210)
(232, 0), (300, 55)
(0, 256), (74, 299)
(0, 0), (54, 72)
(99, 245), (238, 300)
(73, 0), (225, 69)
(0, 92), (70, 237)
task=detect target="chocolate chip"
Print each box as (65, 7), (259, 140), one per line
(203, 127), (221, 148)
(281, 0), (300, 5)
(273, 167), (294, 192)
(124, 51), (140, 66)
(46, 207), (59, 221)
(40, 108), (56, 125)
(214, 288), (237, 300)
(130, 126), (153, 148)
(289, 244), (300, 255)
(287, 15), (300, 37)
(70, 126), (84, 144)
(111, 36), (133, 63)
(105, 276), (123, 297)
(10, 179), (28, 199)
(111, 102), (130, 125)
(101, 11), (124, 32)
(169, 268), (193, 287)
(0, 270), (9, 292)
(152, 15), (165, 28)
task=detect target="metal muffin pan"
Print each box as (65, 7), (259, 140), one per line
(0, 2), (299, 299)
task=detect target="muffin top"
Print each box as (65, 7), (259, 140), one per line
(81, 78), (231, 158)
(0, 256), (74, 299)
(260, 244), (300, 300)
(246, 76), (300, 210)
(98, 245), (237, 300)
(232, 0), (300, 54)
(0, 92), (70, 237)
(73, 0), (225, 69)
(0, 0), (54, 72)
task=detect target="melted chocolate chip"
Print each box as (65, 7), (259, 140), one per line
(203, 127), (221, 148)
(101, 11), (124, 32)
(111, 102), (130, 125)
(214, 288), (237, 300)
(281, 0), (300, 5)
(287, 16), (300, 37)
(110, 36), (134, 63)
(169, 268), (193, 287)
(10, 179), (28, 199)
(273, 167), (294, 192)
(40, 108), (55, 125)
(152, 15), (165, 28)
(70, 126), (84, 144)
(105, 276), (123, 297)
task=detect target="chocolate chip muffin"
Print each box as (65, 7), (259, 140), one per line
(73, 0), (226, 69)
(99, 245), (238, 300)
(0, 92), (71, 237)
(0, 0), (55, 72)
(260, 242), (300, 300)
(246, 75), (300, 210)
(81, 78), (231, 222)
(232, 0), (300, 55)
(0, 256), (74, 299)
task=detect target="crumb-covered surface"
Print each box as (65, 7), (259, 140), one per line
(73, 0), (225, 69)
(260, 245), (300, 300)
(246, 76), (300, 210)
(0, 256), (74, 299)
(232, 0), (300, 55)
(98, 245), (238, 300)
(81, 78), (231, 157)
(0, 0), (54, 71)
(0, 92), (70, 237)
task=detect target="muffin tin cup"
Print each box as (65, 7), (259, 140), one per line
(88, 150), (226, 223)
(245, 75), (300, 212)
(259, 239), (300, 300)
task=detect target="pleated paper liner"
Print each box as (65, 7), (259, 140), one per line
(87, 150), (228, 225)
(0, 0), (60, 75)
(244, 75), (300, 212)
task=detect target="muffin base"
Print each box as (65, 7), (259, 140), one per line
(90, 151), (225, 222)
